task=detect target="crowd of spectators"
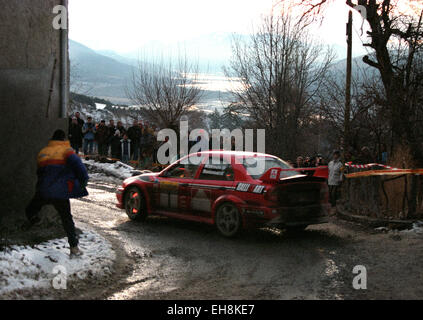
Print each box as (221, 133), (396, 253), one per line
(68, 112), (160, 167)
(288, 144), (388, 170)
(69, 111), (389, 174)
(288, 155), (327, 169)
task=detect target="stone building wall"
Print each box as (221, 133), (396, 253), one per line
(0, 0), (68, 229)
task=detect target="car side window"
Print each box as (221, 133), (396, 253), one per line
(164, 163), (198, 179)
(164, 156), (203, 179)
(199, 157), (235, 181)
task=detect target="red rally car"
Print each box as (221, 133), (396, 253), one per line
(116, 151), (330, 237)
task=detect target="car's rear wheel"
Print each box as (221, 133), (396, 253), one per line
(125, 187), (147, 221)
(215, 203), (242, 238)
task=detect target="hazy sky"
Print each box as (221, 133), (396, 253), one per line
(69, 0), (368, 57)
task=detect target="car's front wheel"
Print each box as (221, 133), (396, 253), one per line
(215, 203), (242, 238)
(125, 187), (147, 221)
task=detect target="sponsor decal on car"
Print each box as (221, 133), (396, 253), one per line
(202, 169), (225, 176)
(204, 164), (224, 170)
(236, 183), (251, 192)
(160, 181), (179, 191)
(235, 183), (266, 194)
(252, 185), (266, 194)
(270, 169), (279, 180)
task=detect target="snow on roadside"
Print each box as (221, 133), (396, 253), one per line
(401, 221), (423, 235)
(83, 160), (136, 184)
(0, 230), (115, 296)
(88, 172), (125, 184)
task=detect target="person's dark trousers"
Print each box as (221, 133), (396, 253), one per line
(25, 194), (79, 248)
(98, 143), (108, 157)
(131, 142), (139, 161)
(71, 142), (81, 154)
(84, 139), (94, 155)
(328, 185), (339, 207)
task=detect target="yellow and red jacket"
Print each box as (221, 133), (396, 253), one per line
(36, 141), (89, 199)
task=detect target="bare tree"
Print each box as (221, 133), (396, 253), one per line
(294, 0), (423, 215)
(126, 55), (203, 131)
(318, 60), (392, 154)
(294, 0), (423, 163)
(224, 7), (335, 159)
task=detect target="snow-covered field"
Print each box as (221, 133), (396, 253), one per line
(83, 160), (136, 184)
(0, 230), (115, 297)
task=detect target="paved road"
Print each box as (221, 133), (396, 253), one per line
(71, 182), (423, 300)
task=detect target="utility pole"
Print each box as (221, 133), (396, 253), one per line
(344, 10), (353, 155)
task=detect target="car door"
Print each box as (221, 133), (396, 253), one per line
(189, 155), (236, 218)
(156, 156), (202, 214)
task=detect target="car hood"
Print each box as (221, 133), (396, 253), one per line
(123, 172), (160, 185)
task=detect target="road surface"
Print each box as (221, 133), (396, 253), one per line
(68, 181), (423, 300)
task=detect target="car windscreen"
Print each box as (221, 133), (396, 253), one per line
(240, 157), (298, 180)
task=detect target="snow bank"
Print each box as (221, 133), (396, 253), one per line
(83, 160), (136, 183)
(401, 221), (423, 235)
(0, 230), (115, 296)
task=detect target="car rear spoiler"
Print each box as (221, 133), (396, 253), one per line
(260, 167), (328, 184)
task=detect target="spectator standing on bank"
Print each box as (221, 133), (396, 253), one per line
(328, 150), (343, 209)
(380, 143), (388, 165)
(120, 134), (131, 164)
(107, 120), (117, 157)
(295, 156), (304, 168)
(141, 124), (154, 158)
(304, 156), (312, 167)
(95, 120), (109, 158)
(82, 117), (96, 155)
(116, 121), (126, 137)
(344, 148), (357, 164)
(75, 112), (84, 127)
(127, 120), (142, 161)
(152, 125), (159, 163)
(359, 146), (374, 164)
(69, 112), (84, 129)
(110, 130), (122, 160)
(68, 117), (83, 154)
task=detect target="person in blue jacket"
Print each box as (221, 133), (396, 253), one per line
(82, 117), (96, 155)
(25, 130), (89, 257)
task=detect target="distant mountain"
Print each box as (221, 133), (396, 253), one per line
(69, 40), (134, 103)
(69, 38), (237, 107)
(70, 40), (134, 81)
(96, 50), (139, 67)
(120, 32), (249, 74)
(329, 43), (369, 61)
(330, 54), (380, 83)
(69, 37), (378, 108)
